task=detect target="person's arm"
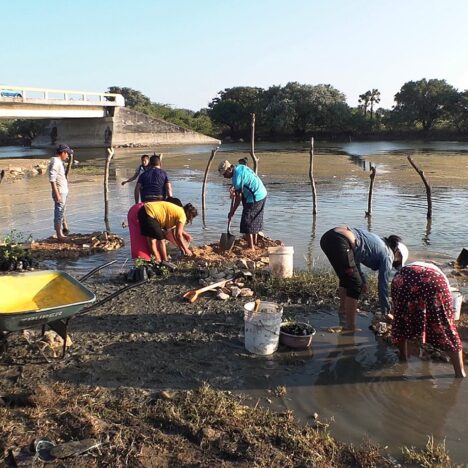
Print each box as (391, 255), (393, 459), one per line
(48, 159), (62, 203)
(174, 222), (192, 256)
(122, 166), (141, 185)
(134, 182), (142, 204)
(165, 181), (173, 197)
(377, 257), (393, 314)
(228, 192), (242, 220)
(50, 181), (62, 203)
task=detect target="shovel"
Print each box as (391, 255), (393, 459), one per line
(219, 200), (236, 251)
(183, 278), (234, 303)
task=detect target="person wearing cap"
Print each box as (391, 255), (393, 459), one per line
(48, 144), (73, 241)
(391, 261), (465, 378)
(218, 160), (267, 251)
(320, 226), (408, 331)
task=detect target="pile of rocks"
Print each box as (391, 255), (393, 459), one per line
(196, 257), (270, 301)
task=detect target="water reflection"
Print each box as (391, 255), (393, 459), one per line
(423, 218), (432, 245)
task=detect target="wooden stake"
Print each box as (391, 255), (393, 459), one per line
(407, 155), (432, 219)
(201, 147), (219, 227)
(308, 137), (318, 215)
(250, 113), (259, 174)
(365, 165), (377, 218)
(104, 147), (115, 232)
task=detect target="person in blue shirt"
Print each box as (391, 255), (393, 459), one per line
(218, 160), (267, 251)
(134, 155), (172, 203)
(320, 226), (408, 331)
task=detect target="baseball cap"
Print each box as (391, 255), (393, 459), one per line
(56, 144), (74, 155)
(218, 160), (231, 175)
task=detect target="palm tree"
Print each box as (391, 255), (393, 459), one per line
(358, 91), (372, 116)
(369, 89), (381, 120)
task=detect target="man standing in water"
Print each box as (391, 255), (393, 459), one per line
(218, 160), (267, 251)
(134, 154), (172, 203)
(48, 144), (73, 241)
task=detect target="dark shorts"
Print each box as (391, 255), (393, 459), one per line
(138, 207), (164, 240)
(142, 195), (164, 202)
(240, 197), (266, 234)
(320, 229), (363, 299)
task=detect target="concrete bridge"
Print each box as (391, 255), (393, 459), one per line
(0, 85), (125, 119)
(0, 85), (219, 147)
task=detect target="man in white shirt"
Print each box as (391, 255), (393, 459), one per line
(48, 144), (73, 241)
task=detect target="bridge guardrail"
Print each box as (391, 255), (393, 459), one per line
(0, 85), (125, 107)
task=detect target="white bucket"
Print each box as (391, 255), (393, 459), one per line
(244, 301), (283, 355)
(450, 287), (463, 321)
(268, 246), (294, 278)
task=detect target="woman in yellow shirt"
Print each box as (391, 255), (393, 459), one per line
(138, 201), (197, 262)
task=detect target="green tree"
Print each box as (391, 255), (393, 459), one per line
(369, 89), (381, 120)
(393, 79), (458, 131)
(208, 87), (263, 138)
(358, 91), (371, 116)
(446, 90), (468, 132)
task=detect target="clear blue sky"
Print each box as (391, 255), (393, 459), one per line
(2, 0), (467, 110)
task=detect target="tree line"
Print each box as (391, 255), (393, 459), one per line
(1, 78), (467, 144)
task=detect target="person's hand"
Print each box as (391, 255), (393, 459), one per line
(184, 233), (193, 243)
(54, 193), (62, 203)
(229, 186), (236, 198)
(184, 250), (193, 257)
(121, 181), (126, 186)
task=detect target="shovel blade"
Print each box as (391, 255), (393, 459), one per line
(219, 232), (236, 251)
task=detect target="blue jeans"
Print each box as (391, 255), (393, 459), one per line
(53, 192), (67, 227)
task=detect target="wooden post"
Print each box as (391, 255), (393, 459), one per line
(308, 137), (318, 215)
(423, 218), (432, 245)
(365, 165), (377, 218)
(104, 147), (115, 232)
(407, 155), (432, 219)
(201, 147), (219, 227)
(250, 113), (259, 174)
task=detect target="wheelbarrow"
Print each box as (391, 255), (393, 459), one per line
(0, 261), (146, 359)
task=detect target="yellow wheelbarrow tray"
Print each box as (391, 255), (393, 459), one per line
(0, 261), (146, 359)
(0, 270), (96, 332)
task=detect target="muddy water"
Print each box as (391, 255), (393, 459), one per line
(244, 310), (468, 462)
(2, 142), (468, 461)
(2, 142), (468, 276)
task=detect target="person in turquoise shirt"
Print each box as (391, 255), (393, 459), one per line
(218, 160), (267, 251)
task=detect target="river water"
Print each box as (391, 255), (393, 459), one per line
(1, 141), (468, 461)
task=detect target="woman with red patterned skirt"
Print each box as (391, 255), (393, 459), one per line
(391, 262), (465, 378)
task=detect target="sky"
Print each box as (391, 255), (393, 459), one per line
(1, 0), (468, 111)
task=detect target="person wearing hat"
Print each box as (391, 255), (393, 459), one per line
(320, 226), (408, 331)
(48, 144), (73, 241)
(391, 261), (465, 378)
(218, 160), (267, 251)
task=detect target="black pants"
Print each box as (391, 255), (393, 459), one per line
(320, 229), (363, 299)
(138, 207), (164, 240)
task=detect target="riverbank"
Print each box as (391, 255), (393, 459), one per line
(0, 263), (464, 465)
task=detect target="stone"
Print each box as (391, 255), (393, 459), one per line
(236, 259), (249, 270)
(246, 260), (256, 270)
(456, 248), (468, 268)
(199, 279), (208, 286)
(217, 291), (230, 301)
(239, 288), (254, 297)
(230, 286), (241, 298)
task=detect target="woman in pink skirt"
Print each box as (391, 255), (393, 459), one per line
(391, 262), (465, 378)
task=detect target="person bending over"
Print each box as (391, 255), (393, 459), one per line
(320, 226), (408, 331)
(138, 200), (197, 262)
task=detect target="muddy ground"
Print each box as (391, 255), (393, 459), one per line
(1, 258), (464, 466)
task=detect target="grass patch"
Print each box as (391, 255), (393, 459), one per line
(0, 383), (406, 467)
(402, 436), (452, 467)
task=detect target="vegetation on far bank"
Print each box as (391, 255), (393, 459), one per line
(2, 77), (467, 145)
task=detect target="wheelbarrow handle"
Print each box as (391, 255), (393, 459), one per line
(80, 279), (147, 314)
(79, 260), (117, 282)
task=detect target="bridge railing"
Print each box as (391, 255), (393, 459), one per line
(0, 85), (125, 107)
